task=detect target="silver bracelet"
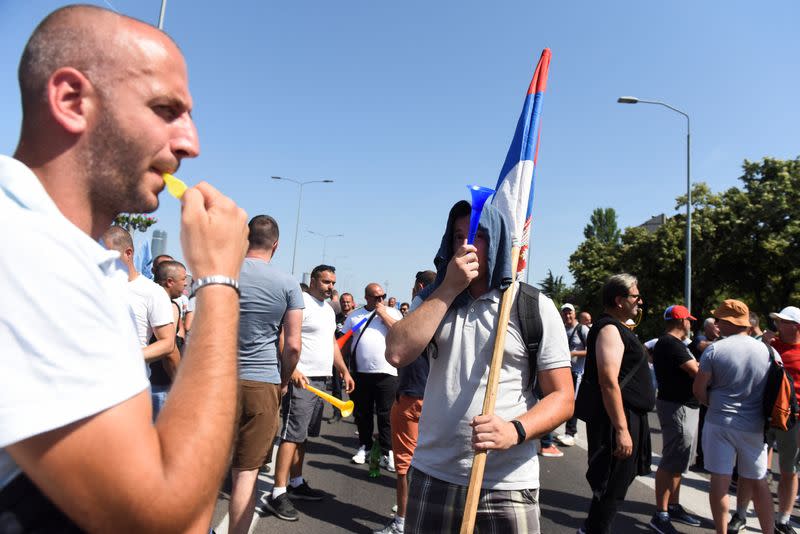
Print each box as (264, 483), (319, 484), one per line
(190, 275), (240, 299)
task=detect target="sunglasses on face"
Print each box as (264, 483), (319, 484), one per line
(370, 294), (386, 300)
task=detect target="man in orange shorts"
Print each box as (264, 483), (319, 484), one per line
(376, 270), (436, 534)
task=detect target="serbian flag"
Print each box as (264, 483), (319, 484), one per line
(491, 48), (551, 276)
(336, 313), (372, 350)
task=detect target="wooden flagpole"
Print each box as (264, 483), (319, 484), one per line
(459, 246), (521, 533)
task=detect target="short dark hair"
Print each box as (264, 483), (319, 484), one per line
(152, 254), (173, 274)
(311, 264), (336, 280)
(248, 215), (279, 250)
(602, 273), (638, 309)
(400, 302), (410, 308)
(665, 318), (684, 331)
(415, 270), (436, 288)
(341, 292), (354, 301)
(102, 225), (133, 253)
(154, 260), (185, 284)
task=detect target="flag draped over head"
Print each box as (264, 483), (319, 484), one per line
(491, 48), (551, 276)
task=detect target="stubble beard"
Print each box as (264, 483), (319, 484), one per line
(85, 106), (158, 219)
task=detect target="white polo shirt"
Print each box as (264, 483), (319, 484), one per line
(0, 156), (148, 489)
(410, 284), (571, 490)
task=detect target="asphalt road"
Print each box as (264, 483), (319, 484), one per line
(211, 403), (798, 533)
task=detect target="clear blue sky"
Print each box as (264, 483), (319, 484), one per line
(2, 1), (799, 304)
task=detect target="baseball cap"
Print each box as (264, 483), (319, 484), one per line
(663, 305), (696, 321)
(769, 306), (800, 324)
(712, 299), (750, 328)
(561, 303), (575, 312)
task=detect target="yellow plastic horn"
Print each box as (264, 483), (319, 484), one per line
(304, 383), (354, 418)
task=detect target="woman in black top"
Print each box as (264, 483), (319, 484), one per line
(576, 273), (656, 534)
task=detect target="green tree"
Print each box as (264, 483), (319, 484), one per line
(583, 207), (621, 244)
(537, 269), (568, 305)
(569, 156), (800, 337)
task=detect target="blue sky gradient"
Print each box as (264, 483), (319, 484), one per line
(2, 1), (798, 303)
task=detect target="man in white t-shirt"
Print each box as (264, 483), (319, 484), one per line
(151, 259), (188, 418)
(343, 283), (404, 468)
(385, 200), (573, 533)
(0, 6), (248, 531)
(266, 265), (354, 521)
(153, 253), (195, 337)
(102, 226), (176, 366)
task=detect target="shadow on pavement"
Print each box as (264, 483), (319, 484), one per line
(307, 459), (397, 490)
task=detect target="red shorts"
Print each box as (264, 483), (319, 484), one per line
(390, 394), (423, 475)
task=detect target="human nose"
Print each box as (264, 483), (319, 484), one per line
(170, 113), (200, 160)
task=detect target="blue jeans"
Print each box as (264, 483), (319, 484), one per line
(151, 384), (170, 422)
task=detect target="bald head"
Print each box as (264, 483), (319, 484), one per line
(18, 5), (177, 119)
(15, 5), (198, 240)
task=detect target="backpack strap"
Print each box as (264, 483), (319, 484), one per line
(516, 282), (543, 389)
(350, 310), (377, 373)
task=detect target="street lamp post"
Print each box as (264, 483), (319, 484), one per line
(157, 0), (167, 29)
(271, 176), (334, 275)
(308, 230), (344, 263)
(617, 96), (692, 312)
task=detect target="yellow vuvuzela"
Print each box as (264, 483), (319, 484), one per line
(162, 173), (188, 199)
(304, 383), (354, 418)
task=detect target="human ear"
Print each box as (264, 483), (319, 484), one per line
(47, 67), (95, 134)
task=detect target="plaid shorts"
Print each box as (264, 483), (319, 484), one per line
(405, 467), (540, 534)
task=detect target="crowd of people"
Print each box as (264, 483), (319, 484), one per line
(3, 5), (800, 534)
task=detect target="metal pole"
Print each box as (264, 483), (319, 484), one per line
(157, 0), (167, 29)
(617, 97), (692, 311)
(291, 184), (303, 275)
(685, 124), (692, 312)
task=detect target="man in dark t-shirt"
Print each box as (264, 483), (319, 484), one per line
(650, 305), (702, 533)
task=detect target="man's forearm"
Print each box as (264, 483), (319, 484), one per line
(143, 337), (175, 362)
(386, 285), (458, 367)
(333, 346), (348, 377)
(280, 346), (301, 386)
(154, 285), (240, 510)
(516, 380), (574, 439)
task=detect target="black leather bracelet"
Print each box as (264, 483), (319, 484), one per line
(510, 419), (526, 445)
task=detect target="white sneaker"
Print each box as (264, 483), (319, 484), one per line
(352, 445), (367, 464)
(380, 451), (396, 472)
(555, 433), (576, 447)
(374, 519), (403, 534)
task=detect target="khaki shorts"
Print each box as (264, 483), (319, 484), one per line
(766, 425), (800, 474)
(231, 380), (281, 470)
(390, 395), (423, 475)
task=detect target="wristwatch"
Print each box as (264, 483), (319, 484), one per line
(510, 419), (526, 445)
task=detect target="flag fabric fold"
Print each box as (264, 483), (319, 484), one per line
(491, 48), (551, 276)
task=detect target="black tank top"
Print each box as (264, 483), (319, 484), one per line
(583, 314), (655, 414)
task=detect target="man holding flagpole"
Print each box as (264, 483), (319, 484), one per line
(386, 200), (573, 533)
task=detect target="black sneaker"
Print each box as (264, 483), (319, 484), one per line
(649, 513), (679, 534)
(776, 522), (796, 534)
(287, 480), (324, 501)
(727, 512), (746, 533)
(264, 493), (299, 521)
(668, 504), (701, 527)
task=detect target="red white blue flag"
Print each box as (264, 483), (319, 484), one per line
(491, 49), (551, 275)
